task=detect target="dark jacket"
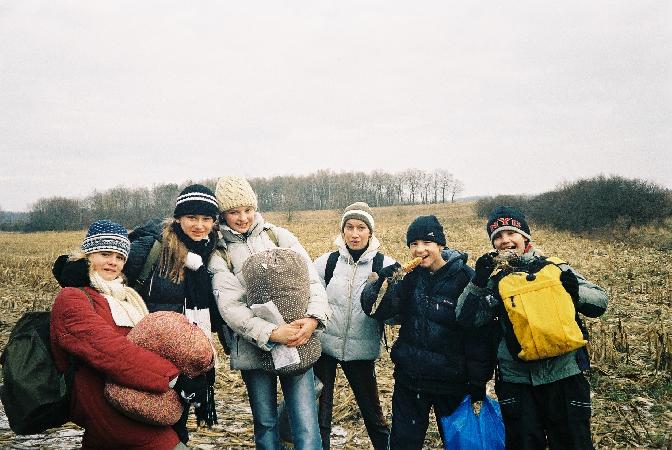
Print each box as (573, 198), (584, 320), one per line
(361, 249), (497, 398)
(51, 258), (180, 450)
(124, 221), (220, 319)
(124, 220), (186, 314)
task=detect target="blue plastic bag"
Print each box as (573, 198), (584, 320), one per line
(440, 395), (505, 450)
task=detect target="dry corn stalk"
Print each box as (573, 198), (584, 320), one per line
(494, 249), (519, 269)
(368, 257), (423, 314)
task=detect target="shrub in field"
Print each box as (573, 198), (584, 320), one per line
(530, 175), (672, 232)
(474, 195), (531, 219)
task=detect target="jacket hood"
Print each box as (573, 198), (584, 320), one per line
(334, 234), (381, 263)
(442, 248), (468, 266)
(432, 248), (469, 278)
(53, 254), (91, 288)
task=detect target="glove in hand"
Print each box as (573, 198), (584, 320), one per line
(473, 252), (497, 287)
(377, 262), (401, 279)
(560, 269), (580, 302)
(175, 373), (208, 406)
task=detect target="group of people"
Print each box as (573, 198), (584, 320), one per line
(48, 175), (608, 450)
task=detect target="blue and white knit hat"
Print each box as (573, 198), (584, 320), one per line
(81, 220), (131, 258)
(173, 184), (219, 219)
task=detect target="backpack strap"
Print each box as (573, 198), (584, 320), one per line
(217, 246), (234, 273)
(133, 240), (162, 291)
(77, 287), (95, 308)
(264, 227), (280, 247)
(546, 256), (566, 266)
(67, 288), (97, 372)
(324, 251), (340, 287)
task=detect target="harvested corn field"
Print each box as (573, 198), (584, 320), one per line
(1, 202), (671, 448)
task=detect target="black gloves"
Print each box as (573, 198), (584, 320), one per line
(175, 369), (218, 427)
(377, 262), (401, 279)
(174, 373), (209, 406)
(560, 269), (580, 302)
(473, 252), (497, 288)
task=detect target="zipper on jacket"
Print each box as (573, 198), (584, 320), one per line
(340, 256), (359, 359)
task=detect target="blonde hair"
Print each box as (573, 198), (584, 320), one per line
(157, 219), (188, 284)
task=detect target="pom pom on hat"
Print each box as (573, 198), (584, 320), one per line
(173, 184), (219, 219)
(81, 220), (131, 258)
(406, 215), (446, 247)
(215, 176), (258, 212)
(486, 206), (531, 244)
(340, 202), (375, 233)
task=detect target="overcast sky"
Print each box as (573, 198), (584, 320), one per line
(1, 1), (670, 212)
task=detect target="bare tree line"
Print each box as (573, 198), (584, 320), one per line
(2, 169), (464, 231)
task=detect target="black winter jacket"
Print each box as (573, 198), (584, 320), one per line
(124, 221), (186, 314)
(361, 249), (497, 399)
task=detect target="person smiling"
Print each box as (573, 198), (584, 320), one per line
(312, 202), (394, 450)
(456, 206), (608, 449)
(123, 184), (220, 444)
(360, 215), (497, 450)
(209, 175), (329, 450)
(50, 220), (186, 449)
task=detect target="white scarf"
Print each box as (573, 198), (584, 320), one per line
(89, 271), (149, 327)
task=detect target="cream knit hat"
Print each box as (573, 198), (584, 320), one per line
(215, 176), (258, 212)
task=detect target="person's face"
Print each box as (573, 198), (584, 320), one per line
(176, 214), (215, 241)
(87, 251), (126, 281)
(342, 219), (371, 251)
(223, 206), (256, 234)
(492, 230), (528, 255)
(409, 240), (445, 272)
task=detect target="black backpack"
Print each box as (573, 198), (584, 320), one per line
(0, 288), (94, 435)
(324, 251), (384, 287)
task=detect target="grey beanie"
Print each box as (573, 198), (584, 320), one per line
(340, 202), (375, 233)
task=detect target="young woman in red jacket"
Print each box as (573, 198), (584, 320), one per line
(50, 220), (187, 450)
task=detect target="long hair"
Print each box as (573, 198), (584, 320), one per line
(157, 219), (188, 284)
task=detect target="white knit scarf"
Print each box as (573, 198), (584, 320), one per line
(89, 271), (149, 327)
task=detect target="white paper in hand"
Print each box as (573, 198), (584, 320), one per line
(250, 302), (300, 369)
(271, 345), (301, 369)
(250, 302), (285, 325)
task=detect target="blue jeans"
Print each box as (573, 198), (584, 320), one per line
(242, 368), (322, 450)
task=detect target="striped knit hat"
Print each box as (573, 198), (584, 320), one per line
(215, 176), (258, 212)
(340, 202), (375, 233)
(81, 220), (131, 258)
(173, 184), (219, 219)
(486, 206), (531, 244)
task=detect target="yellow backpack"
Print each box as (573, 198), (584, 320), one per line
(497, 256), (587, 361)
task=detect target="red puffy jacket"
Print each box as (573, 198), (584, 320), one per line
(50, 286), (181, 450)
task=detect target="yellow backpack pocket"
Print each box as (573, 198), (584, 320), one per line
(498, 261), (587, 361)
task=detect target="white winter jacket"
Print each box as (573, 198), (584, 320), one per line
(314, 235), (396, 361)
(209, 213), (330, 370)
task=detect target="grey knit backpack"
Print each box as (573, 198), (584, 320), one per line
(242, 248), (321, 375)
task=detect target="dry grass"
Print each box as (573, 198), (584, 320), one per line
(1, 203), (671, 449)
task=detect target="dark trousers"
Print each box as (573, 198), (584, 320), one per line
(495, 373), (594, 450)
(314, 354), (390, 450)
(389, 382), (463, 450)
